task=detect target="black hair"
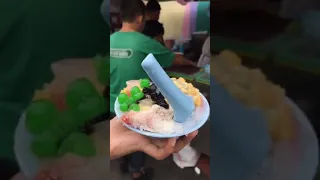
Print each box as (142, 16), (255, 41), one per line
(120, 0), (146, 22)
(146, 0), (161, 12)
(142, 20), (164, 38)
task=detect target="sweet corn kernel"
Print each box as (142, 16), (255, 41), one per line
(171, 77), (201, 106)
(178, 77), (186, 82)
(194, 95), (202, 106)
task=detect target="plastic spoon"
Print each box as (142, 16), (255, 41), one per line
(210, 75), (271, 180)
(141, 54), (195, 123)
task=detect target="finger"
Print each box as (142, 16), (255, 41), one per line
(141, 131), (198, 160)
(186, 131), (198, 141)
(150, 138), (167, 148)
(142, 138), (177, 160)
(35, 154), (87, 180)
(34, 170), (50, 180)
(35, 165), (62, 180)
(173, 131), (198, 153)
(35, 161), (61, 180)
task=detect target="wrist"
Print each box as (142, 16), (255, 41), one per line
(110, 132), (141, 160)
(110, 118), (142, 160)
(110, 138), (141, 160)
(110, 139), (119, 160)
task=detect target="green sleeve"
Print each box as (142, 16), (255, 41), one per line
(139, 38), (175, 68)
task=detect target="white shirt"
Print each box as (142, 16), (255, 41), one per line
(197, 36), (210, 67)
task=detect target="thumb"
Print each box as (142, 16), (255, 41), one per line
(142, 138), (178, 160)
(141, 131), (198, 160)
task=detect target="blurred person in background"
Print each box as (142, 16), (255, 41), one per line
(145, 0), (175, 49)
(142, 20), (165, 46)
(145, 0), (161, 21)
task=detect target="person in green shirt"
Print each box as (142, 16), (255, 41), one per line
(110, 1), (195, 114)
(110, 0), (195, 179)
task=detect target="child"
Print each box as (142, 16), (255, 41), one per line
(142, 20), (165, 45)
(145, 0), (161, 21)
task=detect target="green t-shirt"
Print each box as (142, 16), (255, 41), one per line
(110, 32), (175, 113)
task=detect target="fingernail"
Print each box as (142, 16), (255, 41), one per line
(187, 131), (198, 138)
(171, 138), (177, 146)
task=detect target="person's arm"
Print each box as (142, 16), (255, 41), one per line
(140, 37), (196, 68)
(173, 53), (197, 67)
(110, 117), (198, 160)
(165, 39), (175, 49)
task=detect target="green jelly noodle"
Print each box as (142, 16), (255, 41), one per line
(120, 103), (129, 112)
(50, 110), (79, 139)
(26, 76), (108, 159)
(65, 77), (101, 110)
(118, 86), (145, 112)
(58, 132), (96, 157)
(140, 78), (150, 88)
(118, 93), (129, 104)
(133, 92), (144, 101)
(25, 100), (59, 135)
(130, 86), (141, 96)
(71, 96), (107, 125)
(31, 131), (60, 157)
(129, 103), (140, 111)
(127, 97), (135, 105)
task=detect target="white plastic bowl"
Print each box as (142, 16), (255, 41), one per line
(115, 94), (210, 138)
(14, 114), (39, 179)
(250, 98), (318, 180)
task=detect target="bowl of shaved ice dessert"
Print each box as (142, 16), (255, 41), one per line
(14, 57), (110, 179)
(115, 78), (209, 138)
(210, 50), (318, 180)
(114, 54), (210, 138)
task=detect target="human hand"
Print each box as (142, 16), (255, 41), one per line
(34, 154), (88, 180)
(176, 0), (188, 6)
(32, 117), (198, 179)
(110, 117), (198, 160)
(35, 154), (109, 180)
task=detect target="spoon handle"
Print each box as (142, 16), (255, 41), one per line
(141, 54), (195, 123)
